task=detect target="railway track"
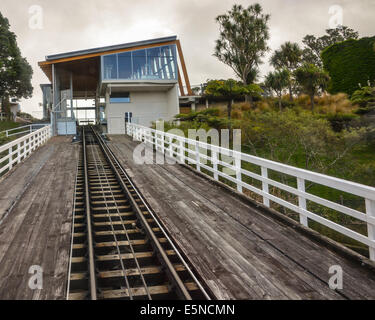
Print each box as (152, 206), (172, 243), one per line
(67, 126), (211, 300)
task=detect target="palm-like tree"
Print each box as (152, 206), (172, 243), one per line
(294, 63), (330, 111)
(270, 42), (302, 101)
(264, 69), (290, 110)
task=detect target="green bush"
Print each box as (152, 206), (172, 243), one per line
(321, 37), (375, 96)
(351, 86), (375, 115)
(324, 113), (359, 132)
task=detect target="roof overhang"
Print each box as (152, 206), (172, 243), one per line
(38, 36), (192, 96)
(45, 36), (177, 61)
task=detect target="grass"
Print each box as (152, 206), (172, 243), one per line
(0, 121), (22, 146)
(0, 120), (21, 132)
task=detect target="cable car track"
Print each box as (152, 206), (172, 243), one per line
(67, 126), (212, 300)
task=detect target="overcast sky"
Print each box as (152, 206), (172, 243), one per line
(0, 0), (374, 118)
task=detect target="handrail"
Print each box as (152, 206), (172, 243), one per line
(126, 122), (375, 261)
(53, 98), (67, 113)
(0, 125), (51, 176)
(0, 124), (49, 138)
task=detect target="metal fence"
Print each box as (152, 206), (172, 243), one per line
(0, 125), (51, 176)
(126, 122), (375, 261)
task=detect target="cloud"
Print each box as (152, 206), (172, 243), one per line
(0, 0), (373, 117)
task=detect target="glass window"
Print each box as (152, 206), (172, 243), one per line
(118, 52), (132, 79)
(147, 47), (161, 79)
(110, 92), (130, 103)
(132, 49), (147, 80)
(103, 54), (118, 79)
(101, 44), (177, 81)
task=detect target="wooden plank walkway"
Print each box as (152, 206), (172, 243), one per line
(0, 136), (78, 300)
(108, 135), (375, 300)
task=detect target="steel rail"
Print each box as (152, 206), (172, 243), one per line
(94, 129), (212, 300)
(66, 145), (81, 299)
(83, 127), (98, 300)
(92, 128), (195, 300)
(87, 133), (151, 299)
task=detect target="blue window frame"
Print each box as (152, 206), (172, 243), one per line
(101, 44), (178, 81)
(110, 92), (130, 103)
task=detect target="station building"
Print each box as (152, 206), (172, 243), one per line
(38, 36), (193, 135)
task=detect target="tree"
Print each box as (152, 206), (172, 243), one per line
(321, 37), (375, 96)
(270, 42), (303, 101)
(294, 64), (330, 111)
(0, 12), (33, 118)
(264, 69), (290, 110)
(214, 4), (270, 98)
(205, 79), (262, 139)
(302, 25), (359, 67)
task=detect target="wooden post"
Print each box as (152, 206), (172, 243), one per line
(161, 132), (165, 155)
(261, 167), (270, 207)
(195, 141), (201, 171)
(8, 146), (12, 170)
(365, 199), (375, 261)
(235, 154), (242, 193)
(169, 136), (173, 159)
(17, 143), (21, 164)
(179, 137), (184, 164)
(297, 178), (309, 227)
(212, 147), (218, 181)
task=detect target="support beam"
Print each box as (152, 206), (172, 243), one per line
(175, 40), (192, 96)
(70, 72), (74, 119)
(177, 65), (185, 96)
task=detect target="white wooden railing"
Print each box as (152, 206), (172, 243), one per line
(126, 123), (375, 261)
(0, 125), (51, 176)
(0, 123), (49, 138)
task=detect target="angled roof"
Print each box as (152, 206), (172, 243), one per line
(38, 35), (192, 96)
(44, 36), (177, 62)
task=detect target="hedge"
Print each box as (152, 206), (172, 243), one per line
(321, 37), (375, 96)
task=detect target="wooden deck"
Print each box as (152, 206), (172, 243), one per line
(108, 135), (375, 300)
(0, 133), (374, 300)
(0, 136), (78, 300)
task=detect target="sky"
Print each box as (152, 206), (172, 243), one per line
(0, 0), (374, 118)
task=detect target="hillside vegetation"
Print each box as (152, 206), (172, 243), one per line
(0, 121), (22, 145)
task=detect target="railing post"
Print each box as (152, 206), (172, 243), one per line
(235, 153), (242, 193)
(17, 143), (21, 164)
(8, 146), (12, 170)
(261, 167), (270, 207)
(148, 129), (152, 148)
(179, 137), (184, 164)
(169, 136), (173, 158)
(195, 141), (201, 172)
(161, 132), (165, 155)
(212, 147), (219, 181)
(365, 199), (375, 261)
(297, 178), (309, 227)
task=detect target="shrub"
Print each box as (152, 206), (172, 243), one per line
(231, 110), (242, 119)
(295, 94), (311, 106)
(351, 86), (375, 113)
(321, 37), (375, 96)
(199, 107), (221, 117)
(239, 103), (252, 112)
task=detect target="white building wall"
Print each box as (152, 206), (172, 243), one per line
(105, 86), (179, 134)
